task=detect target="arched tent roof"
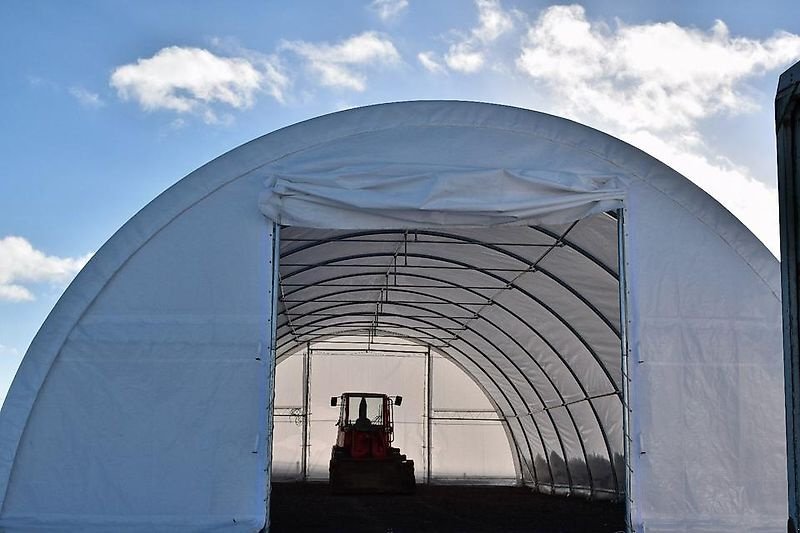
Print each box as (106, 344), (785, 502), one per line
(0, 101), (785, 532)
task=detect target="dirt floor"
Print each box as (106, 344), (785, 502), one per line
(269, 482), (625, 533)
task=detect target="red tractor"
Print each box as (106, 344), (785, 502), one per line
(329, 392), (415, 494)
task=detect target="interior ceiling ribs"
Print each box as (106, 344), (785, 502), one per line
(275, 215), (623, 498)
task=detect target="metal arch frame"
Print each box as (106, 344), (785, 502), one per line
(423, 341), (526, 488)
(283, 270), (616, 404)
(335, 228), (621, 338)
(280, 260), (622, 494)
(275, 316), (551, 487)
(281, 231), (620, 388)
(283, 288), (585, 484)
(275, 228), (624, 496)
(336, 230), (618, 339)
(276, 317), (622, 496)
(274, 328), (528, 487)
(279, 292), (614, 494)
(282, 225), (619, 282)
(528, 224), (619, 280)
(279, 302), (592, 493)
(281, 250), (619, 398)
(281, 228), (620, 340)
(276, 329), (436, 363)
(373, 229), (622, 391)
(281, 283), (618, 492)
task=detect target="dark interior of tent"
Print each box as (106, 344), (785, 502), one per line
(267, 213), (627, 532)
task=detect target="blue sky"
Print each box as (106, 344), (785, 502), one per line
(1, 0), (799, 405)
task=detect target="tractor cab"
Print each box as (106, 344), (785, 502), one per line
(331, 393), (401, 457)
(329, 392), (414, 494)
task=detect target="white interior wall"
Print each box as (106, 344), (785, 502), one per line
(430, 353), (517, 483)
(271, 337), (517, 484)
(272, 352), (304, 480)
(308, 350), (425, 480)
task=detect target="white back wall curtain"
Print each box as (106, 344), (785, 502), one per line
(271, 337), (518, 485)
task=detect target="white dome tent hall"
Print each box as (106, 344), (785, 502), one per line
(0, 102), (785, 532)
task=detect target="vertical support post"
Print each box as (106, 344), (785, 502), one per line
(301, 342), (312, 482)
(777, 60), (800, 533)
(263, 223), (281, 532)
(617, 208), (633, 533)
(425, 344), (433, 484)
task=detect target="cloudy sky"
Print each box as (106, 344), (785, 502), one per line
(1, 0), (799, 405)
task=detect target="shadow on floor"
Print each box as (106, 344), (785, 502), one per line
(269, 482), (625, 533)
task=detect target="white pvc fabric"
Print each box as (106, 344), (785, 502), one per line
(0, 101), (785, 532)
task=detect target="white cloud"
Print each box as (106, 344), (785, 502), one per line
(282, 32), (400, 91)
(27, 75), (59, 91)
(259, 56), (291, 103)
(472, 0), (514, 42)
(0, 236), (92, 302)
(516, 5), (800, 132)
(0, 285), (33, 302)
(0, 344), (20, 358)
(69, 86), (105, 108)
(444, 0), (513, 73)
(370, 0), (408, 21)
(110, 46), (288, 122)
(445, 43), (486, 73)
(207, 38), (293, 105)
(512, 5), (800, 255)
(418, 51), (446, 74)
